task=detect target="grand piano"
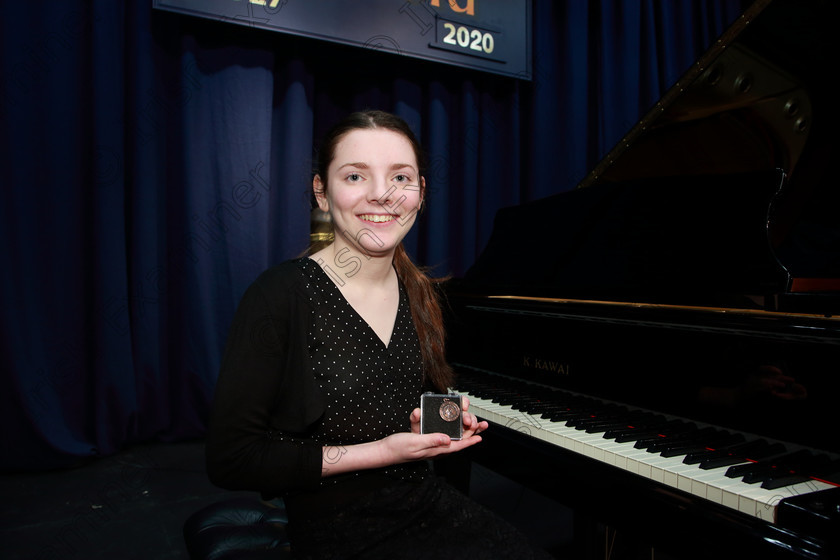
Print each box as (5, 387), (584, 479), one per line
(443, 0), (840, 558)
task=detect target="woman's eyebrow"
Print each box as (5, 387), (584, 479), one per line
(336, 162), (369, 170)
(336, 162), (416, 172)
(389, 163), (417, 173)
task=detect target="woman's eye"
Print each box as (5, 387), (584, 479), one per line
(346, 173), (362, 182)
(393, 174), (410, 183)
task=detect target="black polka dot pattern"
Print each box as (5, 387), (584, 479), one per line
(297, 257), (426, 483)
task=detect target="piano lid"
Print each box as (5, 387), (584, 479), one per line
(463, 0), (839, 311)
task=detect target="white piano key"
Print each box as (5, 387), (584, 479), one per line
(687, 465), (748, 502)
(464, 393), (836, 525)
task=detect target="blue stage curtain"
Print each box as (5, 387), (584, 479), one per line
(0, 1), (744, 470)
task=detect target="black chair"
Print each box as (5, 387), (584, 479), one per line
(183, 497), (291, 559)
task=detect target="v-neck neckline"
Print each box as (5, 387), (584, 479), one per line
(305, 257), (401, 349)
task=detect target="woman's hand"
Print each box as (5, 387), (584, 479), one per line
(409, 395), (488, 436)
(322, 397), (490, 477)
(396, 395), (489, 460)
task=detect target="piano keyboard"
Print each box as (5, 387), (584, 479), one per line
(456, 369), (838, 524)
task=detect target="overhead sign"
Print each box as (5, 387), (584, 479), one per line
(153, 0), (532, 80)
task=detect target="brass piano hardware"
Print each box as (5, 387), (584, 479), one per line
(483, 294), (838, 322)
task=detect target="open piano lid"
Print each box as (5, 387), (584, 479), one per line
(463, 0), (839, 313)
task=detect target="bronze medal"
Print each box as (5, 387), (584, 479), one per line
(439, 399), (460, 422)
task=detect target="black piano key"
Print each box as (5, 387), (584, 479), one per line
(493, 392), (523, 405)
(558, 411), (598, 424)
(583, 415), (650, 434)
(538, 408), (571, 420)
(601, 421), (664, 439)
(657, 431), (743, 458)
(742, 471), (779, 484)
(635, 434), (677, 450)
(509, 398), (540, 411)
(612, 430), (655, 443)
(726, 449), (811, 483)
(522, 399), (561, 410)
(698, 441), (786, 470)
(682, 434), (749, 464)
(566, 406), (628, 429)
(644, 427), (717, 453)
(725, 449), (813, 480)
(518, 400), (560, 414)
(562, 405), (621, 426)
(760, 474), (812, 490)
(573, 415), (625, 428)
(506, 395), (527, 405)
(661, 443), (712, 458)
(632, 422), (698, 449)
(699, 456), (751, 470)
(542, 411), (577, 421)
(543, 409), (586, 421)
(687, 437), (763, 463)
(603, 415), (671, 440)
(612, 426), (671, 443)
(756, 455), (837, 489)
(662, 432), (745, 458)
(542, 399), (601, 417)
(534, 398), (592, 417)
(564, 415), (599, 428)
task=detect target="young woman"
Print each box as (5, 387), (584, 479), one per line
(206, 110), (554, 559)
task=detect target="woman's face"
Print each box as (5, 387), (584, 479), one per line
(315, 128), (423, 257)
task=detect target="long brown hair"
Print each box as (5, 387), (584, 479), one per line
(310, 110), (454, 392)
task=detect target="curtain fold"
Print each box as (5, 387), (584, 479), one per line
(0, 0), (745, 471)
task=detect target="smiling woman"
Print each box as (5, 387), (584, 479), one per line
(204, 110), (556, 559)
(307, 110), (452, 393)
(313, 127), (422, 262)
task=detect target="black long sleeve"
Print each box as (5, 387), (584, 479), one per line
(205, 262), (326, 498)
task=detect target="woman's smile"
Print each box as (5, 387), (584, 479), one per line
(358, 213), (397, 223)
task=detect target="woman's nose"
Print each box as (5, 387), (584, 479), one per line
(370, 178), (396, 205)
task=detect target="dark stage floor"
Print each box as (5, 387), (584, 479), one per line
(1, 440), (573, 559)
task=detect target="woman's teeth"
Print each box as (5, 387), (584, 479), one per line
(359, 214), (395, 223)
